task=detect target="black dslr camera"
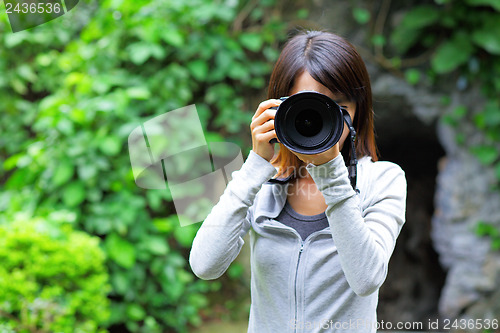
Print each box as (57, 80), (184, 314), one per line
(270, 91), (358, 190)
(271, 91), (346, 154)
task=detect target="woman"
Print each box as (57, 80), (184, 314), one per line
(189, 30), (407, 333)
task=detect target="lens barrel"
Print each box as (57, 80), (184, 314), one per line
(274, 91), (344, 155)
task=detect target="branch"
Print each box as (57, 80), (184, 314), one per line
(0, 308), (49, 333)
(373, 0), (391, 57)
(232, 0), (259, 32)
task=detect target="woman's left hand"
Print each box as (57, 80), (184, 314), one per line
(291, 143), (340, 166)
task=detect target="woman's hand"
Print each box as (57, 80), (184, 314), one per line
(250, 99), (282, 162)
(292, 144), (340, 166)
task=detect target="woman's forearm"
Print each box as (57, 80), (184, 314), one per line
(307, 155), (407, 296)
(189, 151), (277, 280)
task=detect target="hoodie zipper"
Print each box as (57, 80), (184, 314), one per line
(294, 240), (304, 333)
(263, 224), (329, 333)
(262, 224), (303, 332)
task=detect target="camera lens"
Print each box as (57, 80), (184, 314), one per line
(295, 109), (322, 137)
(274, 91), (344, 155)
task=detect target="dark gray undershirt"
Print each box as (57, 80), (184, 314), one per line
(276, 201), (328, 241)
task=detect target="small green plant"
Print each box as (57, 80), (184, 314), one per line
(476, 221), (500, 250)
(0, 213), (110, 333)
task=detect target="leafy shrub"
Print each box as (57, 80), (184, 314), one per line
(0, 213), (110, 333)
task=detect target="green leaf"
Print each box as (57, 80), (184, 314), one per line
(161, 29), (184, 47)
(105, 233), (136, 269)
(476, 221), (495, 236)
(126, 86), (151, 100)
(492, 238), (500, 250)
(126, 303), (146, 321)
(53, 160), (74, 187)
(112, 271), (130, 295)
(228, 262), (243, 279)
(144, 236), (169, 255)
(400, 5), (440, 30)
(445, 105), (467, 126)
(390, 28), (420, 54)
(465, 0), (500, 11)
(99, 136), (122, 156)
(3, 153), (22, 171)
(453, 105), (467, 118)
(152, 217), (175, 234)
(128, 43), (151, 65)
(371, 34), (386, 47)
(352, 8), (370, 24)
(17, 64), (37, 82)
(62, 181), (86, 207)
(174, 225), (198, 247)
(240, 33), (263, 52)
(187, 60), (209, 82)
(296, 9), (309, 19)
(431, 34), (474, 73)
(495, 162), (500, 181)
(471, 144), (498, 165)
(472, 31), (500, 55)
(228, 64), (249, 80)
(471, 18), (500, 55)
(127, 42), (165, 65)
(405, 69), (421, 85)
(78, 164), (98, 180)
(482, 102), (500, 127)
(391, 5), (440, 54)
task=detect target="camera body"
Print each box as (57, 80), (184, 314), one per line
(271, 91), (344, 155)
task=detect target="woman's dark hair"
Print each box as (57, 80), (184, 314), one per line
(268, 30), (378, 178)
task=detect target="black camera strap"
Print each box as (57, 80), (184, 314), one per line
(341, 109), (358, 193)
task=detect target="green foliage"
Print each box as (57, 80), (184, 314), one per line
(0, 0), (288, 331)
(0, 213), (110, 333)
(352, 0), (500, 185)
(352, 7), (371, 24)
(431, 32), (474, 74)
(391, 5), (440, 54)
(476, 221), (500, 250)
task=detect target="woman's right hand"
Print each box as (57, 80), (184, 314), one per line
(250, 99), (282, 162)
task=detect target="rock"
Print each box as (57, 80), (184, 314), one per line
(432, 111), (500, 329)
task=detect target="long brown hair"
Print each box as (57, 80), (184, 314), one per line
(268, 30), (378, 178)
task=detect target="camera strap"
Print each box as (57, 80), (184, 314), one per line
(342, 109), (359, 193)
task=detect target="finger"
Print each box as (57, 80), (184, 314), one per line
(252, 99), (282, 120)
(251, 108), (277, 131)
(252, 119), (275, 136)
(255, 130), (277, 143)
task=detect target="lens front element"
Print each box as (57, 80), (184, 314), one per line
(274, 91), (344, 155)
(295, 109), (322, 137)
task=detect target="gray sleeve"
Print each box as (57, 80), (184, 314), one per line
(189, 150), (277, 280)
(307, 154), (407, 296)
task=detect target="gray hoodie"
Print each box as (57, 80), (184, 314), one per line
(189, 151), (407, 332)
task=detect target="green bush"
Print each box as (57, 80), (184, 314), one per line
(0, 213), (110, 333)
